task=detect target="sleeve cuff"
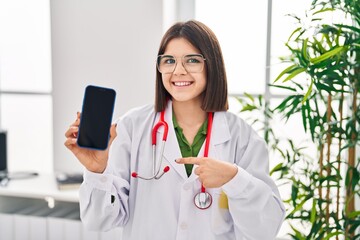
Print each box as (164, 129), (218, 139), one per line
(222, 166), (253, 198)
(83, 168), (114, 192)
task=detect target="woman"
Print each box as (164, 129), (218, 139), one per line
(65, 20), (285, 240)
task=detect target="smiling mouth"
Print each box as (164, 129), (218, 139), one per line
(173, 81), (193, 87)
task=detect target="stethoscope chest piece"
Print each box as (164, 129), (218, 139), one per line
(194, 191), (212, 210)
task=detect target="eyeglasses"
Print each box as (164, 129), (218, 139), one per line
(157, 54), (206, 74)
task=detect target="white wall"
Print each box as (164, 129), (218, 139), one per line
(51, 0), (163, 173)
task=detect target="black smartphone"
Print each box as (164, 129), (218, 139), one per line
(0, 131), (7, 173)
(77, 85), (116, 150)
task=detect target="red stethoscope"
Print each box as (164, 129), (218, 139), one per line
(132, 110), (214, 210)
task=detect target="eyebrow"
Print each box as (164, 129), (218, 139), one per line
(184, 54), (203, 57)
(160, 55), (175, 58)
(160, 54), (203, 58)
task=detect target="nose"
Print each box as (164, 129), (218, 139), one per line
(173, 60), (187, 75)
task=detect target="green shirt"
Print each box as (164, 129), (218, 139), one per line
(173, 114), (208, 177)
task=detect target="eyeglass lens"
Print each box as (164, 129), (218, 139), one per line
(157, 54), (205, 74)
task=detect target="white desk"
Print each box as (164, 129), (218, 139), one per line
(0, 173), (79, 203)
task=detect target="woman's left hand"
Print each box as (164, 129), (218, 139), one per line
(176, 157), (238, 188)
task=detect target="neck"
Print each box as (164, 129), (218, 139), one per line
(172, 100), (207, 127)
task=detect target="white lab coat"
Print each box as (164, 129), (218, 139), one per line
(79, 101), (285, 240)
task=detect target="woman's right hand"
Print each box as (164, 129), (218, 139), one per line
(64, 112), (117, 173)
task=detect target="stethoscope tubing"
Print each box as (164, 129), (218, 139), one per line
(201, 112), (213, 193)
(131, 109), (214, 209)
(134, 141), (169, 180)
(131, 111), (169, 180)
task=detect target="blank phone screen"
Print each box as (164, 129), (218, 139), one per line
(77, 85), (116, 150)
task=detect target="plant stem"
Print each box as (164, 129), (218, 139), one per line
(319, 141), (324, 220)
(346, 84), (357, 238)
(336, 90), (344, 240)
(326, 95), (332, 230)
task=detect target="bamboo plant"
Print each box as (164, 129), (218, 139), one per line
(271, 0), (360, 238)
(236, 0), (359, 238)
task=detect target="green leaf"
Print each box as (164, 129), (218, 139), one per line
(302, 38), (309, 60)
(289, 225), (306, 240)
(301, 101), (308, 132)
(284, 96), (302, 119)
(314, 82), (336, 93)
(308, 100), (315, 140)
(352, 167), (360, 191)
(287, 27), (302, 42)
(268, 84), (297, 92)
(244, 92), (254, 102)
(270, 163), (283, 175)
(274, 95), (296, 112)
(302, 79), (313, 104)
(335, 23), (360, 34)
(324, 32), (333, 49)
(323, 231), (342, 240)
(348, 211), (360, 219)
(274, 64), (297, 83)
(291, 81), (304, 91)
(313, 8), (335, 15)
(314, 38), (326, 53)
(310, 198), (316, 223)
(282, 68), (306, 82)
(240, 104), (257, 112)
(257, 95), (263, 107)
(291, 184), (299, 206)
(310, 46), (344, 64)
(290, 198), (306, 215)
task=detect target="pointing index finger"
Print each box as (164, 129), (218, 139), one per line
(176, 157), (202, 165)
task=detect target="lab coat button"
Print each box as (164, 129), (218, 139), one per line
(180, 222), (188, 230)
(100, 176), (107, 182)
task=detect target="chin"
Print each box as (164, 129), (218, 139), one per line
(171, 96), (203, 104)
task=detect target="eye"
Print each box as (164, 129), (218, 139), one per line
(187, 58), (200, 63)
(185, 55), (203, 64)
(161, 57), (176, 65)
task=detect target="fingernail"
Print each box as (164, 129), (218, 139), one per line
(175, 159), (179, 163)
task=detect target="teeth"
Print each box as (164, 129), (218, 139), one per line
(174, 82), (191, 86)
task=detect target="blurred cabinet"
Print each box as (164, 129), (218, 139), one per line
(0, 174), (122, 240)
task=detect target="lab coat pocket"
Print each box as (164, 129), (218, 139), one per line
(211, 189), (233, 235)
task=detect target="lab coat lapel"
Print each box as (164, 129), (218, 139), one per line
(157, 101), (188, 180)
(210, 112), (231, 146)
